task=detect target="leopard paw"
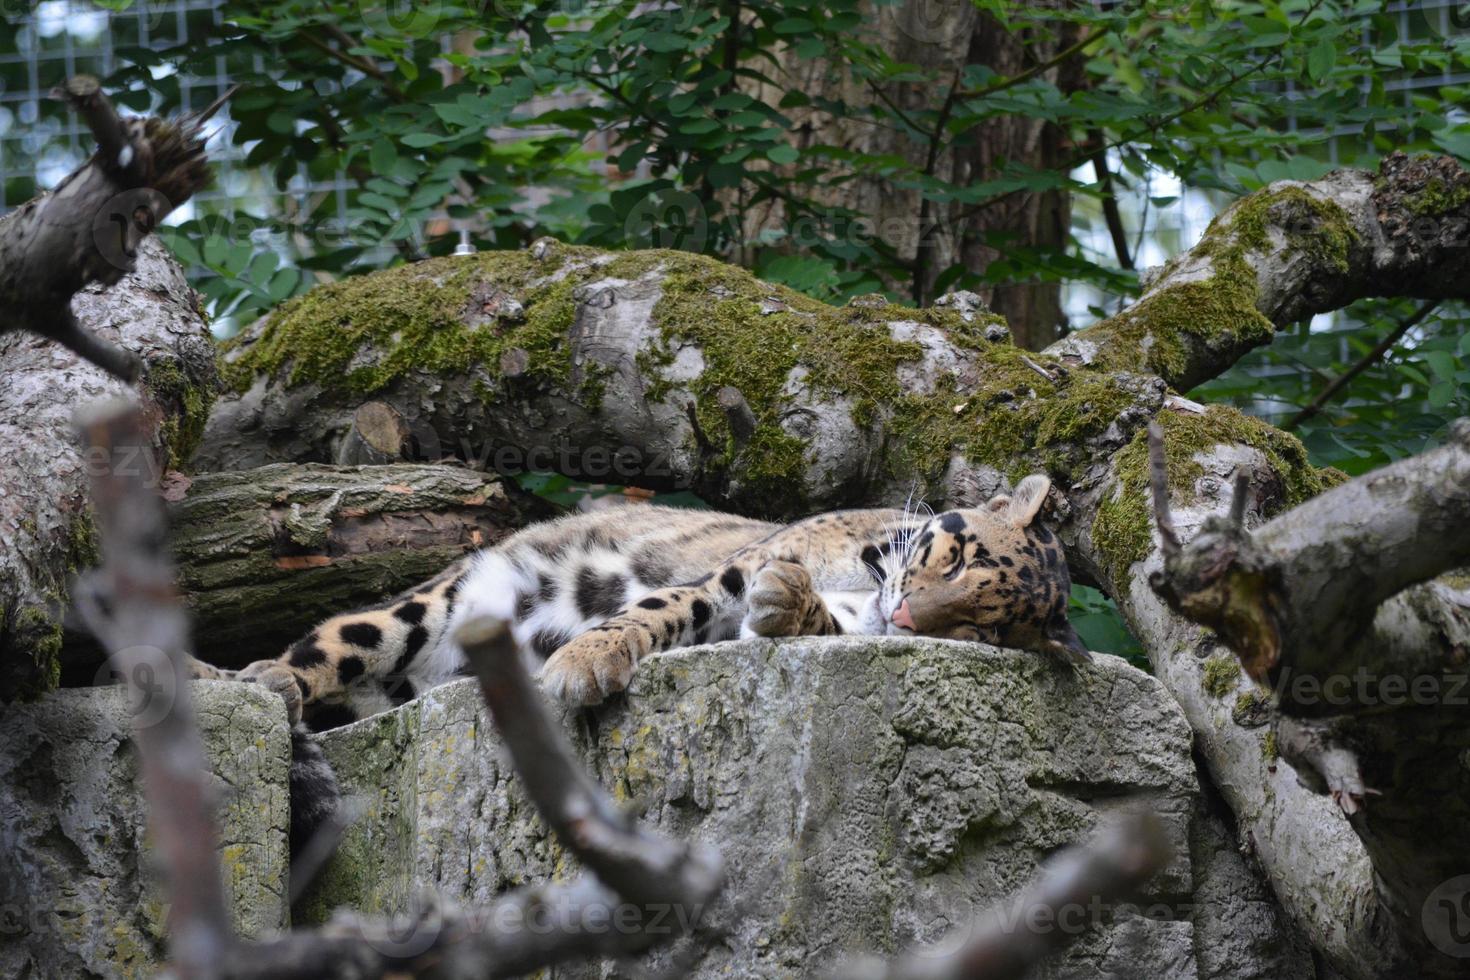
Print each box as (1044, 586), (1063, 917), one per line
(236, 661), (304, 725)
(742, 560), (818, 638)
(539, 627), (647, 706)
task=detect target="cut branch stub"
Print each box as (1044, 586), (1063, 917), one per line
(0, 75), (218, 380)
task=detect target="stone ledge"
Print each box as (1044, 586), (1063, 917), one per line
(0, 681), (290, 979)
(304, 637), (1205, 978)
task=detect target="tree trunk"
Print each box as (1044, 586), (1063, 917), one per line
(58, 462), (549, 682)
(192, 152), (1470, 977)
(0, 237), (218, 699)
(732, 0), (1083, 348)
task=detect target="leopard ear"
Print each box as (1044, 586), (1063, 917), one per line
(984, 494), (1011, 513)
(1007, 474), (1051, 527)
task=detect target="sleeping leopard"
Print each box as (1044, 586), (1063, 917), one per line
(189, 474), (1089, 848)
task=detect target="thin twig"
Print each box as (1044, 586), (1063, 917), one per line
(1227, 467), (1252, 527)
(1285, 300), (1439, 430)
(456, 616), (725, 914)
(1147, 422), (1182, 558)
(842, 811), (1171, 980)
(74, 402), (235, 978)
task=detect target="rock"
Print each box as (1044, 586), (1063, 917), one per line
(0, 639), (1315, 978)
(298, 637), (1265, 978)
(0, 681), (290, 978)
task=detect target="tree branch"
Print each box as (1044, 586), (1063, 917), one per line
(0, 76), (217, 381)
(1046, 154), (1470, 391)
(1285, 300), (1438, 430)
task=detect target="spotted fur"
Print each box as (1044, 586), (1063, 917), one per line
(214, 473), (1087, 724)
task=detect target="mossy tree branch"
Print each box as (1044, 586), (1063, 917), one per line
(1046, 152), (1470, 392)
(1146, 420), (1470, 976)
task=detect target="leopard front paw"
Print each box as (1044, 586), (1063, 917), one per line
(742, 560), (818, 638)
(236, 661), (305, 725)
(539, 627), (647, 706)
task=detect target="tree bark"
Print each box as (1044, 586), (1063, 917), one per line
(192, 153), (1470, 977)
(1148, 421), (1470, 977)
(58, 462), (550, 680)
(732, 0), (1084, 347)
(0, 237), (218, 699)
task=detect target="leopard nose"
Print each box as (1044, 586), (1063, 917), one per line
(891, 598), (915, 630)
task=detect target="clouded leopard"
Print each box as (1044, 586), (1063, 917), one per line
(190, 474), (1089, 849)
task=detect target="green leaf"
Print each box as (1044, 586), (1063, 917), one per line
(1307, 40), (1336, 82)
(766, 144), (800, 165)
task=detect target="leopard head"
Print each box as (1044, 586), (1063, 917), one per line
(877, 474), (1090, 664)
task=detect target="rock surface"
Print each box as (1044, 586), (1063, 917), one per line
(304, 636), (1313, 978)
(0, 681), (290, 979)
(0, 639), (1316, 978)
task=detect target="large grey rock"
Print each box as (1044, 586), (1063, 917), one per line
(300, 636), (1310, 978)
(0, 681), (290, 978)
(0, 639), (1315, 979)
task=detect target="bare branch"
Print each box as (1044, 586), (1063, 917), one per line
(73, 401), (235, 977)
(842, 811), (1172, 980)
(0, 76), (216, 381)
(1146, 422), (1181, 558)
(455, 616), (725, 914)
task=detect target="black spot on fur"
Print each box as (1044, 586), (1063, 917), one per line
(576, 566), (628, 619)
(938, 512), (966, 534)
(338, 657), (365, 685)
(861, 545), (886, 580)
(392, 626), (430, 675)
(515, 589), (536, 620)
(720, 567), (745, 597)
(691, 599), (711, 632)
(289, 642), (327, 669)
(638, 596), (668, 609)
(538, 575), (558, 603)
(443, 576), (463, 602)
(385, 676), (417, 706)
(1019, 566), (1034, 583)
(304, 702), (357, 733)
(295, 676), (312, 701)
(340, 622), (383, 648)
(394, 601), (427, 625)
(999, 556), (1014, 567)
(532, 629), (568, 658)
(632, 550), (674, 587)
(1034, 524), (1054, 544)
(694, 626), (709, 645)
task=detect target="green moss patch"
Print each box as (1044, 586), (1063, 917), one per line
(1091, 405), (1339, 593)
(144, 358), (216, 469)
(1203, 655), (1242, 697)
(222, 246), (598, 396)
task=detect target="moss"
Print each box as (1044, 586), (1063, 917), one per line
(1087, 185), (1358, 383)
(1403, 175), (1470, 216)
(1090, 405), (1338, 593)
(1262, 729), (1278, 763)
(222, 246), (597, 398)
(1203, 656), (1242, 697)
(12, 605), (63, 695)
(144, 358), (217, 469)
